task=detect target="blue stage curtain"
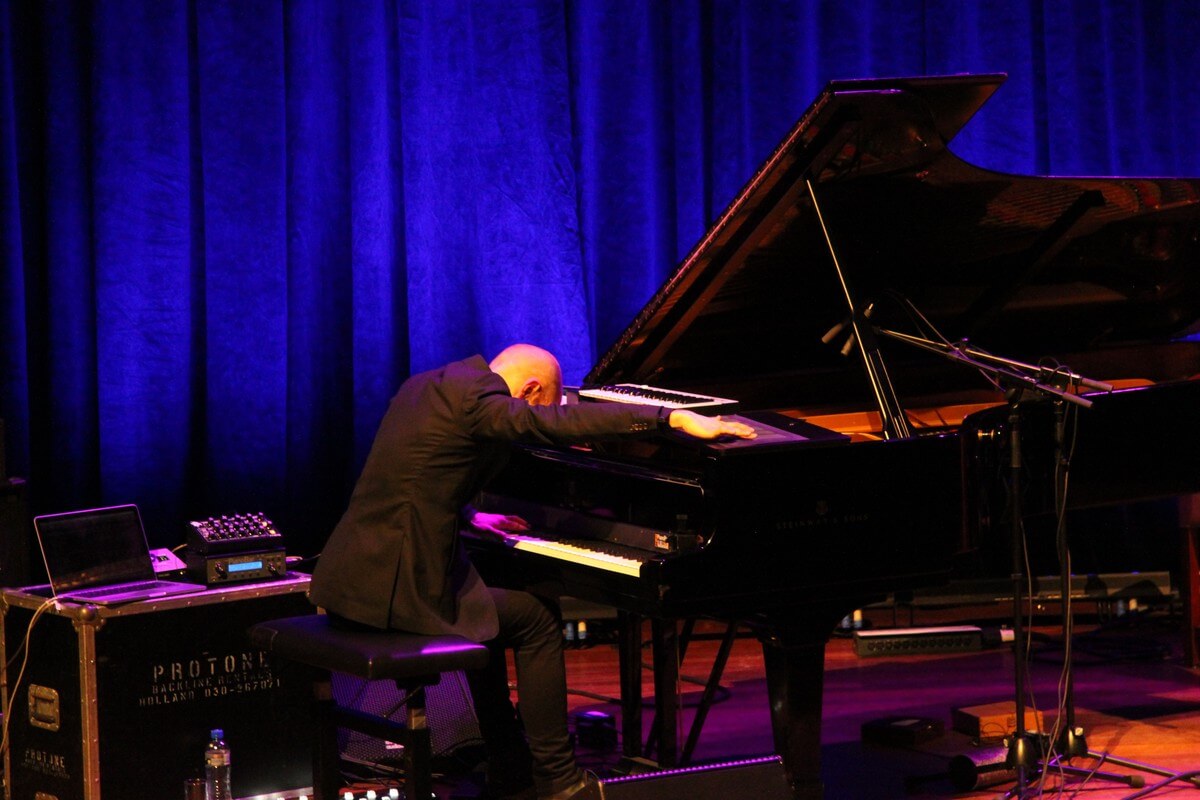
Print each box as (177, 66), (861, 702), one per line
(2, 0), (1199, 550)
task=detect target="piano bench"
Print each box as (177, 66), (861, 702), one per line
(248, 614), (489, 800)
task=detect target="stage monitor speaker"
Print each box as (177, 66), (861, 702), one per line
(584, 756), (792, 800)
(332, 669), (482, 767)
(0, 477), (35, 588)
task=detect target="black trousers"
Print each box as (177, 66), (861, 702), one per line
(465, 587), (581, 797)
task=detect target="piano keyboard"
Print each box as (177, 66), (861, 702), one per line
(578, 383), (739, 415)
(499, 533), (647, 577)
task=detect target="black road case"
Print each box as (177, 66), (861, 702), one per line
(1, 574), (316, 800)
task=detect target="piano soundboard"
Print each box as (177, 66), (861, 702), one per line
(578, 383), (739, 415)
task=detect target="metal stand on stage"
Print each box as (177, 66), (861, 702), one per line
(1005, 392), (1200, 799)
(876, 328), (1200, 799)
(993, 380), (1142, 797)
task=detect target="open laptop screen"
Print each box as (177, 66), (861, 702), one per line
(35, 504), (156, 593)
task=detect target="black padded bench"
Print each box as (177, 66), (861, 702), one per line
(248, 614), (489, 800)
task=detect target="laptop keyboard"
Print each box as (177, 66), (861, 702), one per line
(68, 580), (166, 598)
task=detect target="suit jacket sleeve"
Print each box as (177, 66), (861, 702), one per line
(462, 371), (663, 444)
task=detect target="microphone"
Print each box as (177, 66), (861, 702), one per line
(1037, 366), (1114, 394)
(821, 317), (850, 345)
(823, 303), (877, 357)
(1072, 374), (1114, 393)
(840, 333), (857, 357)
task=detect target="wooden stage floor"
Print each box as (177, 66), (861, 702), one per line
(555, 608), (1200, 800)
(340, 603), (1200, 800)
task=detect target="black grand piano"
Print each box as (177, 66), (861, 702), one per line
(466, 74), (1200, 799)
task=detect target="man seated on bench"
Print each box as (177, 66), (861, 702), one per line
(309, 344), (753, 800)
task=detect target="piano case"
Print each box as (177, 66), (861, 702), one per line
(0, 575), (315, 800)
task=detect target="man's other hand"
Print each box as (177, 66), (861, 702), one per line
(469, 511), (531, 541)
(668, 410), (757, 440)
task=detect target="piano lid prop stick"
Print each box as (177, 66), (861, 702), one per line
(806, 179), (913, 439)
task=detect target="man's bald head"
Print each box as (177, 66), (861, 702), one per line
(489, 344), (563, 407)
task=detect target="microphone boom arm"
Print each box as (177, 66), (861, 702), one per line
(873, 327), (1108, 408)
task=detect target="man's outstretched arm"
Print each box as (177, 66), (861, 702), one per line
(667, 410), (756, 440)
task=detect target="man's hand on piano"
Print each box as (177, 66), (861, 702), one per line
(468, 511), (532, 541)
(668, 410), (757, 440)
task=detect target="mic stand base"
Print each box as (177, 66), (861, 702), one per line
(999, 761), (1144, 799)
(994, 670), (1200, 797)
(1054, 725), (1088, 760)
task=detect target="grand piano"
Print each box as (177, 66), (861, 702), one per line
(465, 74), (1200, 799)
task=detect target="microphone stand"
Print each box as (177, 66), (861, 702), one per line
(870, 328), (1160, 797)
(1036, 397), (1200, 794)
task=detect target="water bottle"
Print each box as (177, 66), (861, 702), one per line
(204, 728), (232, 800)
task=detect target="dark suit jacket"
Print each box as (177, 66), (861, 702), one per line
(309, 355), (664, 639)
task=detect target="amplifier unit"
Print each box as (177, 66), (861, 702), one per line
(581, 756), (792, 800)
(188, 549), (288, 586)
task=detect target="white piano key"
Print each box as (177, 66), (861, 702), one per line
(502, 534), (645, 577)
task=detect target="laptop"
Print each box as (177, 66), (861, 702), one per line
(33, 504), (205, 604)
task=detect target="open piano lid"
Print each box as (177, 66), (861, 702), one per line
(584, 74), (1200, 411)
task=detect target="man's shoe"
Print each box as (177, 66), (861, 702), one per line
(538, 771), (599, 800)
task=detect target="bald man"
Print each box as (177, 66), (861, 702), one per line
(310, 345), (753, 800)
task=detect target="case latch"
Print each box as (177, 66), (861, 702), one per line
(28, 684), (60, 731)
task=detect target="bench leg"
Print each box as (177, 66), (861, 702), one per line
(307, 672), (439, 800)
(313, 675), (344, 800)
(405, 688), (433, 800)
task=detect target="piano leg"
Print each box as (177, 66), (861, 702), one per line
(649, 617), (681, 767)
(618, 610), (644, 760)
(615, 614), (685, 768)
(757, 611), (846, 800)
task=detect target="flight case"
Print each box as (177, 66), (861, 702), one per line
(1, 574), (315, 800)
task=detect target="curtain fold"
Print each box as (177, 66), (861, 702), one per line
(3, 0), (1199, 552)
(90, 1), (195, 521)
(0, 0), (30, 483)
(194, 0), (288, 517)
